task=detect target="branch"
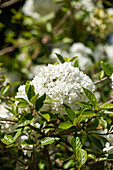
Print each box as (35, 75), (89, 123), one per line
(0, 38), (37, 56)
(53, 10), (72, 35)
(41, 10), (72, 44)
(45, 145), (53, 170)
(0, 0), (20, 8)
(94, 76), (109, 85)
(18, 145), (39, 151)
(0, 118), (18, 122)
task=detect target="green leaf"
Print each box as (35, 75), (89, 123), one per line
(0, 74), (6, 82)
(11, 103), (18, 115)
(101, 61), (113, 76)
(83, 87), (98, 107)
(40, 112), (50, 122)
(25, 82), (30, 94)
(18, 113), (34, 126)
(27, 85), (35, 101)
(88, 154), (96, 160)
(63, 104), (77, 121)
(74, 115), (86, 125)
(15, 98), (28, 103)
(1, 135), (14, 145)
(5, 107), (15, 115)
(13, 128), (22, 140)
(88, 134), (103, 149)
(41, 111), (57, 121)
(86, 118), (99, 130)
(21, 139), (36, 145)
(77, 101), (92, 108)
(58, 121), (73, 130)
(74, 59), (79, 68)
(76, 148), (87, 168)
(107, 154), (113, 160)
(35, 93), (46, 111)
(69, 56), (78, 62)
(55, 53), (65, 64)
(44, 97), (60, 104)
(17, 101), (30, 108)
(1, 85), (10, 95)
(99, 103), (113, 110)
(81, 110), (96, 117)
(98, 70), (104, 79)
(70, 136), (82, 155)
(41, 137), (55, 145)
(30, 95), (38, 104)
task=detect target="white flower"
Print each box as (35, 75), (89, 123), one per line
(31, 62), (95, 112)
(103, 142), (113, 154)
(22, 0), (61, 19)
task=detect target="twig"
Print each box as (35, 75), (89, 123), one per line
(53, 10), (72, 35)
(18, 146), (39, 151)
(94, 76), (109, 85)
(45, 145), (53, 170)
(41, 10), (72, 44)
(0, 118), (18, 122)
(99, 99), (113, 108)
(0, 38), (37, 56)
(0, 0), (20, 8)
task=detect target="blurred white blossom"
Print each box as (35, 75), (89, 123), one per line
(22, 0), (61, 19)
(28, 65), (46, 78)
(69, 43), (92, 70)
(50, 43), (93, 71)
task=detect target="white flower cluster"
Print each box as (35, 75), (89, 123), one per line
(50, 42), (92, 71)
(98, 127), (113, 154)
(71, 0), (94, 13)
(16, 62), (95, 113)
(22, 0), (61, 19)
(103, 142), (113, 154)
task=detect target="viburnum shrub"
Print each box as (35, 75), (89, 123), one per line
(1, 55), (113, 169)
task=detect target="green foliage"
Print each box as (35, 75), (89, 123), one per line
(101, 61), (113, 76)
(55, 53), (65, 64)
(58, 121), (73, 129)
(76, 148), (87, 168)
(63, 104), (77, 121)
(1, 85), (10, 95)
(35, 93), (46, 111)
(83, 87), (98, 107)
